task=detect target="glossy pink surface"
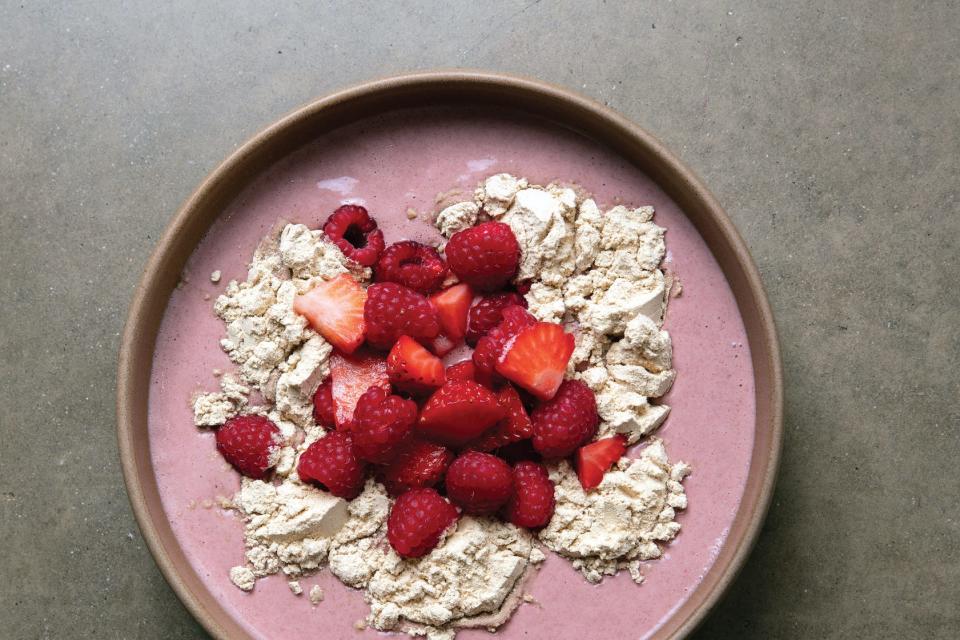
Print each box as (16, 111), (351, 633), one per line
(148, 109), (755, 639)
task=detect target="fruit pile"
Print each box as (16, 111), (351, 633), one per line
(215, 205), (628, 559)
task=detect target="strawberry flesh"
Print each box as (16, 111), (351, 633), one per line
(387, 335), (446, 396)
(329, 349), (390, 430)
(575, 435), (627, 490)
(496, 322), (575, 400)
(293, 273), (366, 354)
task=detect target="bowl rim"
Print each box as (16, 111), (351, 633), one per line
(116, 69), (783, 640)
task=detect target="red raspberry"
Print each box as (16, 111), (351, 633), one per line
(503, 461), (555, 529)
(472, 305), (536, 385)
(312, 378), (336, 428)
(379, 440), (454, 497)
(351, 386), (417, 463)
(375, 241), (448, 294)
(465, 292), (528, 346)
(531, 379), (599, 458)
(215, 415), (281, 479)
(387, 488), (459, 558)
(322, 204), (385, 267)
(297, 431), (367, 499)
(445, 451), (514, 515)
(445, 221), (520, 291)
(364, 283), (440, 350)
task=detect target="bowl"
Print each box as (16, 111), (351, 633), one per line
(117, 70), (782, 639)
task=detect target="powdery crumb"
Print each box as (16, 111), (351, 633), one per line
(406, 208), (418, 220)
(288, 580), (303, 595)
(435, 201), (479, 238)
(210, 270), (222, 283)
(354, 620), (367, 631)
(229, 566), (256, 591)
(309, 584), (324, 605)
(200, 499), (214, 509)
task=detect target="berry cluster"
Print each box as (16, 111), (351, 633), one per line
(212, 206), (628, 560)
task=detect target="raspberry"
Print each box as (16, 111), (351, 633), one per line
(465, 292), (527, 346)
(445, 221), (520, 291)
(215, 415), (281, 480)
(530, 379), (599, 458)
(375, 241), (448, 294)
(364, 283), (440, 350)
(379, 440), (454, 497)
(312, 378), (336, 428)
(472, 305), (536, 385)
(297, 431), (367, 499)
(445, 451), (514, 515)
(351, 386), (417, 463)
(322, 204), (385, 266)
(387, 488), (459, 558)
(503, 461), (555, 529)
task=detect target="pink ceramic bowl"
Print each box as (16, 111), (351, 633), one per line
(117, 71), (782, 639)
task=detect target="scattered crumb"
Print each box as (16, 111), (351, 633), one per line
(288, 581), (303, 595)
(210, 270), (222, 283)
(229, 566), (256, 591)
(200, 499), (214, 509)
(406, 207), (418, 220)
(202, 293), (211, 300)
(213, 368), (223, 377)
(522, 593), (539, 605)
(187, 499), (197, 510)
(435, 188), (462, 204)
(354, 620), (367, 631)
(215, 495), (234, 509)
(309, 584), (324, 605)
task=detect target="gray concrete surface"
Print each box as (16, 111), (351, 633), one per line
(1, 1), (957, 638)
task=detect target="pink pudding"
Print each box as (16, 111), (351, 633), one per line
(147, 108), (755, 640)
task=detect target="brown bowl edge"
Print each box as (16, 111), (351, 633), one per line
(116, 69), (783, 640)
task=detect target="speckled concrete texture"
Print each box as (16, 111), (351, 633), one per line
(1, 1), (957, 638)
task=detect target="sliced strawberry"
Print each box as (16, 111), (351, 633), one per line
(417, 380), (506, 446)
(429, 283), (472, 341)
(387, 335), (446, 395)
(575, 435), (627, 491)
(467, 384), (533, 451)
(293, 274), (367, 354)
(329, 349), (390, 430)
(495, 322), (575, 400)
(445, 360), (476, 383)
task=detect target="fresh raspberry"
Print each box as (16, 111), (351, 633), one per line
(364, 283), (440, 350)
(375, 241), (448, 294)
(445, 451), (514, 515)
(321, 204), (385, 266)
(312, 378), (336, 428)
(351, 386), (417, 463)
(445, 221), (520, 291)
(445, 360), (477, 383)
(503, 461), (555, 529)
(465, 292), (528, 346)
(379, 440), (454, 497)
(387, 488), (459, 558)
(467, 384), (534, 451)
(531, 379), (599, 458)
(297, 431), (367, 499)
(215, 415), (281, 480)
(417, 380), (506, 446)
(472, 305), (537, 385)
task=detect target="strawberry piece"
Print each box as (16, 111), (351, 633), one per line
(215, 415), (281, 479)
(364, 282), (440, 351)
(466, 292), (527, 346)
(467, 384), (534, 451)
(472, 305), (537, 386)
(322, 204), (385, 267)
(496, 322), (575, 400)
(445, 360), (477, 383)
(429, 283), (472, 340)
(445, 221), (520, 291)
(375, 240), (448, 294)
(387, 488), (459, 558)
(531, 379), (599, 458)
(387, 335), (446, 395)
(379, 440), (454, 497)
(329, 350), (390, 430)
(417, 380), (506, 446)
(351, 386), (418, 463)
(312, 378), (336, 428)
(503, 461), (555, 528)
(445, 451), (514, 515)
(293, 274), (367, 354)
(297, 431), (367, 499)
(575, 435), (627, 491)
